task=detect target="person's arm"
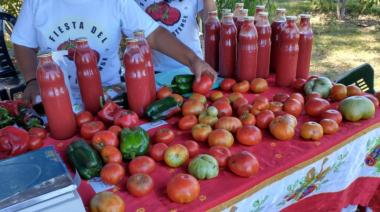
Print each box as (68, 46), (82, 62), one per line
(147, 27), (217, 82)
(14, 44), (39, 104)
(200, 0), (217, 22)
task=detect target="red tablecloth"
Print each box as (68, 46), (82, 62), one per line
(44, 81), (380, 211)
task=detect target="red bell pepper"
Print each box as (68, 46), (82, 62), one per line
(0, 126), (30, 159)
(114, 109), (139, 128)
(97, 101), (121, 125)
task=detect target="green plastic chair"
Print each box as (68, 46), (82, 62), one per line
(336, 63), (375, 94)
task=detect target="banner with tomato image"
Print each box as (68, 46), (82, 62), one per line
(221, 127), (380, 212)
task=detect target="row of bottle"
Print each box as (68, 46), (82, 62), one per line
(204, 5), (313, 87)
(36, 31), (156, 140)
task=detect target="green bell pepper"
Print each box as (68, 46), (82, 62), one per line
(120, 127), (150, 160)
(145, 96), (181, 121)
(66, 140), (103, 180)
(0, 107), (15, 128)
(171, 74), (194, 94)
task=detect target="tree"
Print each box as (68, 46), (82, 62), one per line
(0, 0), (23, 17)
(336, 0), (348, 20)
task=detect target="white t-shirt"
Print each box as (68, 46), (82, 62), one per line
(11, 0), (159, 95)
(135, 0), (204, 72)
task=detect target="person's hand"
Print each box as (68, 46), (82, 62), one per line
(189, 57), (218, 83)
(23, 80), (40, 105)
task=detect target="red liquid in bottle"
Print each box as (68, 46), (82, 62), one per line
(270, 8), (286, 73)
(37, 53), (77, 140)
(276, 16), (300, 87)
(236, 9), (248, 36)
(219, 13), (237, 78)
(134, 30), (157, 101)
(123, 39), (152, 117)
(205, 11), (221, 71)
(254, 5), (265, 24)
(255, 12), (271, 79)
(237, 16), (258, 81)
(74, 38), (104, 114)
(297, 14), (313, 79)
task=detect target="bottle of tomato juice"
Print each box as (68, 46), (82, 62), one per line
(219, 13), (237, 78)
(270, 8), (287, 73)
(205, 10), (221, 72)
(297, 14), (313, 79)
(37, 53), (77, 139)
(255, 12), (271, 79)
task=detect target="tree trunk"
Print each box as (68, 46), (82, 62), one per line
(336, 0), (348, 20)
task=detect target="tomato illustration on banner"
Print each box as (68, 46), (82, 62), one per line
(364, 137), (380, 169)
(146, 2), (181, 26)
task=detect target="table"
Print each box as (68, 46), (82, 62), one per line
(44, 80), (380, 211)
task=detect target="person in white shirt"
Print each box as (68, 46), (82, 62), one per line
(11, 0), (216, 104)
(134, 0), (216, 72)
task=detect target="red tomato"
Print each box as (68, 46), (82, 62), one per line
(250, 78), (268, 93)
(292, 78), (307, 90)
(128, 156), (156, 175)
(220, 78), (236, 91)
(208, 146), (232, 167)
(228, 151), (260, 177)
(164, 144), (189, 168)
(113, 110), (139, 128)
(320, 119), (339, 135)
(347, 84), (362, 96)
(232, 97), (249, 111)
(28, 135), (44, 150)
(29, 127), (47, 139)
(255, 110), (275, 129)
(100, 163), (125, 185)
(170, 94), (184, 105)
(330, 83), (347, 101)
(320, 109), (343, 124)
(251, 97), (269, 115)
(154, 128), (175, 144)
(183, 140), (200, 157)
(149, 143), (168, 162)
(214, 117), (243, 133)
(209, 90), (224, 102)
(236, 125), (262, 146)
(189, 93), (207, 104)
(178, 115), (198, 131)
(306, 92), (322, 101)
(191, 124), (212, 142)
(108, 125), (122, 137)
(232, 80), (250, 93)
(81, 121), (105, 140)
(92, 130), (119, 151)
(157, 86), (172, 99)
(289, 93), (305, 105)
(212, 99), (233, 117)
(273, 93), (290, 103)
(228, 92), (245, 103)
(100, 146), (122, 163)
(127, 173), (154, 197)
(192, 74), (213, 94)
(236, 104), (253, 117)
(208, 129), (234, 148)
(166, 174), (200, 204)
(283, 98), (303, 117)
(182, 100), (205, 116)
(305, 97), (330, 117)
(239, 112), (256, 126)
(364, 94), (379, 107)
(76, 111), (94, 127)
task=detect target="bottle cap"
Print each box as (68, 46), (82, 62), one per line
(133, 30), (145, 36)
(235, 2), (244, 7)
(258, 12), (269, 17)
(276, 8), (286, 12)
(37, 52), (52, 58)
(256, 5), (265, 10)
(223, 13), (234, 18)
(222, 9), (231, 14)
(241, 9), (249, 15)
(208, 10), (218, 15)
(286, 16), (298, 21)
(244, 16), (254, 21)
(126, 38), (139, 44)
(299, 14), (311, 19)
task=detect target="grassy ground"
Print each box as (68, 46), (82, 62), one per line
(276, 0), (380, 90)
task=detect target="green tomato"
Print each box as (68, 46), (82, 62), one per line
(304, 76), (333, 99)
(339, 96), (375, 122)
(188, 154), (219, 180)
(206, 106), (218, 117)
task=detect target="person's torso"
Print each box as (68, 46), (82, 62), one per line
(135, 0), (203, 71)
(32, 0), (124, 90)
